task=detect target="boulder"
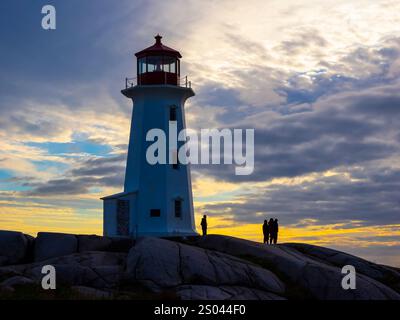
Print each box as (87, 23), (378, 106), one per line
(34, 232), (78, 262)
(108, 237), (135, 252)
(193, 235), (400, 300)
(0, 251), (127, 289)
(0, 267), (23, 282)
(71, 286), (113, 299)
(0, 230), (31, 266)
(77, 235), (134, 253)
(1, 232), (399, 300)
(284, 243), (400, 292)
(126, 237), (285, 296)
(40, 250), (127, 268)
(177, 284), (229, 300)
(127, 237), (181, 289)
(78, 235), (113, 253)
(1, 275), (35, 288)
(90, 266), (124, 289)
(176, 285), (286, 300)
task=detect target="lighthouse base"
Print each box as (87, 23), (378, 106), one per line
(101, 191), (198, 238)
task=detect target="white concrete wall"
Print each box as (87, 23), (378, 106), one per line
(103, 85), (198, 237)
(103, 199), (117, 236)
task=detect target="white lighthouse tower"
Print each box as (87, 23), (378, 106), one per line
(101, 35), (197, 238)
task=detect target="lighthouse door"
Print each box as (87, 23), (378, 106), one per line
(117, 199), (130, 236)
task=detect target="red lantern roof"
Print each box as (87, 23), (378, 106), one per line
(135, 35), (182, 58)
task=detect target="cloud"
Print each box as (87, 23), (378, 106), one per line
(25, 179), (89, 196)
(194, 77), (400, 181)
(1, 0), (400, 265)
(70, 154), (126, 176)
(24, 154), (126, 196)
(199, 165), (400, 226)
(277, 29), (328, 56)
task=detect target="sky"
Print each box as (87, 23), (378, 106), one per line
(0, 0), (400, 266)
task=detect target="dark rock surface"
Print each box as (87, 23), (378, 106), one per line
(71, 285), (113, 299)
(0, 231), (399, 300)
(284, 242), (400, 293)
(34, 233), (135, 262)
(1, 251), (126, 290)
(192, 235), (400, 300)
(77, 235), (113, 253)
(77, 235), (135, 253)
(126, 237), (285, 299)
(34, 232), (78, 262)
(0, 231), (33, 266)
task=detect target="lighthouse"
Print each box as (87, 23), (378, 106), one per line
(101, 35), (197, 238)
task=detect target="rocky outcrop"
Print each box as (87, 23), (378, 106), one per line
(0, 232), (399, 300)
(34, 232), (78, 262)
(192, 235), (400, 300)
(78, 235), (113, 253)
(126, 237), (285, 299)
(0, 251), (126, 290)
(176, 285), (286, 300)
(0, 230), (135, 266)
(70, 285), (114, 299)
(77, 235), (134, 253)
(43, 251), (126, 289)
(0, 231), (33, 266)
(284, 243), (400, 293)
(1, 275), (36, 289)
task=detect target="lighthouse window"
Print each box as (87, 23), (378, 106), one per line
(147, 56), (163, 72)
(150, 209), (161, 217)
(163, 61), (170, 73)
(170, 60), (176, 73)
(138, 57), (147, 74)
(174, 200), (182, 218)
(170, 106), (177, 121)
(163, 56), (176, 74)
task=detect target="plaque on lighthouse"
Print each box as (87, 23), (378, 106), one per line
(101, 35), (197, 238)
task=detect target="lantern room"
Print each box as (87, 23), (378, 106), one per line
(135, 35), (181, 86)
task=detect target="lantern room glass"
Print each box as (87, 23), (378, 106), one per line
(138, 56), (178, 75)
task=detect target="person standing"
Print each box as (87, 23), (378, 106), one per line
(273, 219), (279, 244)
(201, 215), (207, 236)
(268, 218), (275, 244)
(262, 220), (269, 244)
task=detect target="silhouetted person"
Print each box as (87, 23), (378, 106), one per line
(262, 220), (269, 244)
(273, 219), (279, 244)
(268, 218), (274, 244)
(201, 215), (207, 236)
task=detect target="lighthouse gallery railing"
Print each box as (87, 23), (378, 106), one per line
(125, 76), (191, 89)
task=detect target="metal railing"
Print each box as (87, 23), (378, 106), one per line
(125, 77), (136, 88)
(179, 76), (192, 88)
(125, 75), (191, 89)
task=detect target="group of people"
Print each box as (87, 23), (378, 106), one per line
(263, 218), (279, 244)
(201, 215), (279, 245)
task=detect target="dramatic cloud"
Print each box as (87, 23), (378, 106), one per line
(24, 155), (126, 196)
(200, 166), (400, 225)
(1, 0), (400, 265)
